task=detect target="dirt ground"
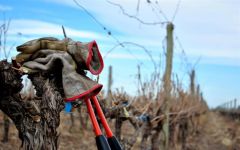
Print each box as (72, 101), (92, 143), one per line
(185, 112), (240, 150)
(0, 111), (239, 150)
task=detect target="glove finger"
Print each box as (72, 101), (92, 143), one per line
(17, 37), (61, 54)
(16, 53), (32, 63)
(34, 55), (52, 64)
(31, 49), (64, 60)
(23, 61), (49, 71)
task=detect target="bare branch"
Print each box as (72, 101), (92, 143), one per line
(153, 0), (169, 21)
(136, 0), (141, 14)
(104, 41), (157, 70)
(72, 0), (147, 65)
(0, 17), (11, 59)
(106, 0), (167, 25)
(172, 0), (182, 22)
(73, 0), (107, 30)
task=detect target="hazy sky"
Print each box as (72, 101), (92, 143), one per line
(0, 0), (239, 107)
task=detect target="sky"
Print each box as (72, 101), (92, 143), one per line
(0, 0), (239, 107)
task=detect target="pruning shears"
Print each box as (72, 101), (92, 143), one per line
(85, 96), (122, 150)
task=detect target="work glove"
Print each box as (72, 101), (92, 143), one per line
(67, 39), (103, 75)
(16, 37), (103, 75)
(22, 49), (102, 102)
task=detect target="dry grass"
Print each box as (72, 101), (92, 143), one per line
(0, 110), (239, 150)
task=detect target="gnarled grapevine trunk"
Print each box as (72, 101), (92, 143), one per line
(1, 114), (10, 143)
(0, 60), (64, 150)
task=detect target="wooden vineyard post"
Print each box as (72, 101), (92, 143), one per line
(234, 98), (237, 109)
(163, 22), (174, 150)
(190, 69), (196, 96)
(107, 66), (113, 107)
(197, 84), (200, 101)
(137, 65), (141, 95)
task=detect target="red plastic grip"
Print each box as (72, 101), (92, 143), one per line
(91, 96), (113, 138)
(85, 98), (102, 136)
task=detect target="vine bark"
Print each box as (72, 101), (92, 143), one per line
(0, 60), (64, 150)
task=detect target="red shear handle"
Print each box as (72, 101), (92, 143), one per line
(85, 98), (102, 136)
(91, 96), (113, 138)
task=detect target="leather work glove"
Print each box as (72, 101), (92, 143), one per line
(22, 49), (102, 102)
(16, 37), (103, 75)
(67, 39), (103, 75)
(16, 37), (66, 63)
